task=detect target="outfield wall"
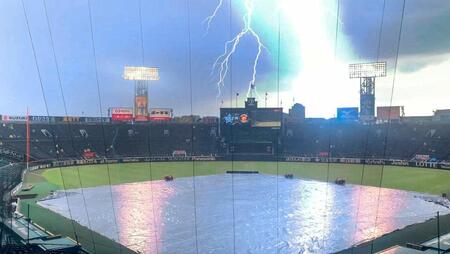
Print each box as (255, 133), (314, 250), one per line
(25, 155), (450, 172)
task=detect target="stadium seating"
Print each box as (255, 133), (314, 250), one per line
(283, 121), (450, 160)
(0, 120), (449, 162)
(0, 122), (219, 160)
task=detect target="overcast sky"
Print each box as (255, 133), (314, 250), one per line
(0, 0), (449, 118)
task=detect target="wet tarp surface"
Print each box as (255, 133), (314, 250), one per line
(38, 174), (450, 254)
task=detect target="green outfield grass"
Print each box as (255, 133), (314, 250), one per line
(18, 161), (450, 254)
(37, 161), (450, 194)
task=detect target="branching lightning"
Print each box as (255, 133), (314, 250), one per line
(205, 0), (265, 98)
(203, 0), (224, 35)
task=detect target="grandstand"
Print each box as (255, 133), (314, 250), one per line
(283, 121), (450, 160)
(0, 122), (218, 160)
(1, 111), (449, 163)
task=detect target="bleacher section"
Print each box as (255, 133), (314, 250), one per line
(0, 122), (218, 160)
(283, 121), (450, 160)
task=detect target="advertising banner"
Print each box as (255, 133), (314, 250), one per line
(134, 95), (148, 120)
(377, 106), (402, 122)
(134, 115), (148, 121)
(337, 107), (358, 121)
(111, 108), (133, 121)
(414, 154), (430, 161)
(62, 116), (81, 122)
(83, 150), (97, 159)
(319, 151), (329, 157)
(149, 108), (173, 121)
(1, 115), (27, 122)
(30, 115), (53, 123)
(84, 117), (110, 123)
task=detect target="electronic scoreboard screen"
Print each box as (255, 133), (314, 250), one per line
(220, 107), (282, 129)
(220, 108), (251, 126)
(251, 108), (282, 128)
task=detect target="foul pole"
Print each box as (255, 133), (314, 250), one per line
(26, 108), (30, 169)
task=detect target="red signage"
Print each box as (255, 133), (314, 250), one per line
(239, 114), (249, 123)
(377, 106), (402, 122)
(149, 116), (171, 121)
(134, 115), (149, 121)
(415, 154), (430, 161)
(111, 108), (133, 121)
(112, 114), (133, 121)
(111, 108), (133, 114)
(319, 151), (329, 157)
(1, 115), (27, 122)
(83, 150), (97, 159)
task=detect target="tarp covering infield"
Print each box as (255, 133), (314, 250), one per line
(37, 174), (450, 254)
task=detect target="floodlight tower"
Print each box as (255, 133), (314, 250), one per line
(349, 62), (386, 121)
(123, 66), (159, 120)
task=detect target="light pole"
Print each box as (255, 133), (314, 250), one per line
(123, 66), (159, 121)
(265, 92), (268, 107)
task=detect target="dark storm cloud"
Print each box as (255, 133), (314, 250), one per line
(341, 0), (450, 72)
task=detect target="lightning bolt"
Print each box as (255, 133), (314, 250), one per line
(205, 0), (265, 99)
(203, 0), (224, 35)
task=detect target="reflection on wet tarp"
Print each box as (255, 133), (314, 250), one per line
(38, 174), (449, 254)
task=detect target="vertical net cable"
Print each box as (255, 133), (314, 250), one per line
(137, 1), (160, 253)
(370, 0), (406, 252)
(351, 1), (387, 250)
(228, 0), (237, 253)
(19, 0), (80, 244)
(185, 1), (200, 253)
(85, 0), (122, 252)
(322, 0), (340, 249)
(41, 0), (98, 252)
(275, 9), (281, 254)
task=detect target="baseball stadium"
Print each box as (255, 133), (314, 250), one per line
(1, 0), (450, 254)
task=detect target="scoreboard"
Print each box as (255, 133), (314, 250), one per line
(220, 108), (282, 129)
(219, 98), (282, 156)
